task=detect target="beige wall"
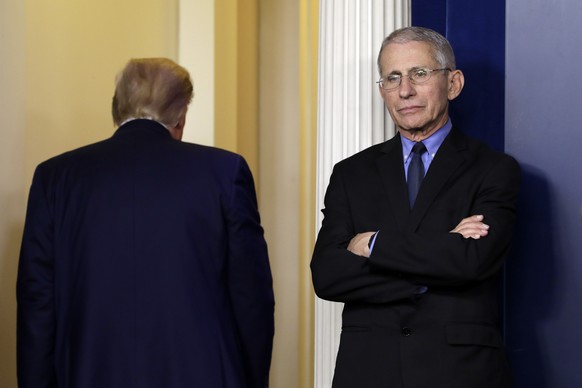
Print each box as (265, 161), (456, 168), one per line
(259, 1), (317, 387)
(0, 1), (316, 387)
(0, 2), (26, 386)
(179, 0), (216, 147)
(259, 0), (301, 385)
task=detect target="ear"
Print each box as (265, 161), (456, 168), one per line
(447, 69), (465, 101)
(168, 112), (187, 141)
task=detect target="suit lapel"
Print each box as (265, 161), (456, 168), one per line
(375, 135), (410, 229)
(409, 128), (468, 229)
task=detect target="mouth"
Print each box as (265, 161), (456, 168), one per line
(397, 105), (422, 114)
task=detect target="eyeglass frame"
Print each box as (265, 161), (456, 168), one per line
(376, 68), (452, 91)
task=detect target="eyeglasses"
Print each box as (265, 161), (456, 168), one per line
(376, 68), (451, 91)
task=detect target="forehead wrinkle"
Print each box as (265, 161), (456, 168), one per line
(380, 41), (438, 76)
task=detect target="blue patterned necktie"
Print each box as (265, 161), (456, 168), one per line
(407, 142), (427, 208)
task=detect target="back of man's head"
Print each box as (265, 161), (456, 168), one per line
(112, 58), (193, 128)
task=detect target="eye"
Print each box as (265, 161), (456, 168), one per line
(385, 74), (401, 84)
(412, 68), (429, 80)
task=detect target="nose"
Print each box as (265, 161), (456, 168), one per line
(398, 76), (416, 98)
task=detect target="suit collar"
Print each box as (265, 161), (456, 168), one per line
(376, 134), (409, 229)
(408, 127), (468, 228)
(113, 119), (173, 139)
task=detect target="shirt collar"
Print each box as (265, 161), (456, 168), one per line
(119, 117), (170, 130)
(401, 119), (452, 161)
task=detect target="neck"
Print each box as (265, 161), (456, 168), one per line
(398, 116), (449, 142)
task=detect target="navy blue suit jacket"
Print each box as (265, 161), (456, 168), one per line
(311, 128), (520, 388)
(17, 119), (274, 388)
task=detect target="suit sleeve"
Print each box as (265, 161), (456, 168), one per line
(370, 154), (521, 287)
(311, 165), (420, 304)
(17, 166), (58, 388)
(225, 156), (275, 388)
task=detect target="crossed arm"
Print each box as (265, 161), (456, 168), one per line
(311, 152), (520, 303)
(347, 214), (490, 258)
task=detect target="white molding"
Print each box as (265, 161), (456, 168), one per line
(314, 1), (410, 387)
(178, 0), (215, 146)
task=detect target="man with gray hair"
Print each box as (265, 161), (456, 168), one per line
(312, 27), (518, 387)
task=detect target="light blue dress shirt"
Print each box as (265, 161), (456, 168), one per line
(401, 119), (452, 180)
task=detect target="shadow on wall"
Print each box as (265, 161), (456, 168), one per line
(504, 164), (554, 388)
(449, 61), (505, 152)
(0, 221), (23, 388)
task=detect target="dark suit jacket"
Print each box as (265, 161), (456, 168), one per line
(17, 119), (274, 388)
(311, 128), (520, 388)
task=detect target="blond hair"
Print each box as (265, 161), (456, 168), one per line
(112, 58), (193, 127)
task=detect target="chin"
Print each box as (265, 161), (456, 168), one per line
(399, 126), (424, 133)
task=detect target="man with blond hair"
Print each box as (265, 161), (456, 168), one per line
(18, 58), (274, 388)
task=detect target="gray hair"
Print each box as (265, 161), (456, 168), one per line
(377, 26), (456, 76)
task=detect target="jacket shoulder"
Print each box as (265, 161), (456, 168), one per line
(334, 137), (397, 171)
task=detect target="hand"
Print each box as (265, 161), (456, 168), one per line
(450, 215), (489, 239)
(347, 232), (376, 258)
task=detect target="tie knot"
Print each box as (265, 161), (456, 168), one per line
(412, 142), (427, 155)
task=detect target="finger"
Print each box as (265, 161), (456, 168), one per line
(457, 227), (489, 239)
(451, 222), (489, 237)
(451, 220), (488, 233)
(456, 215), (484, 228)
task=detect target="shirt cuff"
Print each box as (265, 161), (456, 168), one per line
(368, 231), (379, 252)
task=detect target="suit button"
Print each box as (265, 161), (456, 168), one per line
(401, 327), (412, 337)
